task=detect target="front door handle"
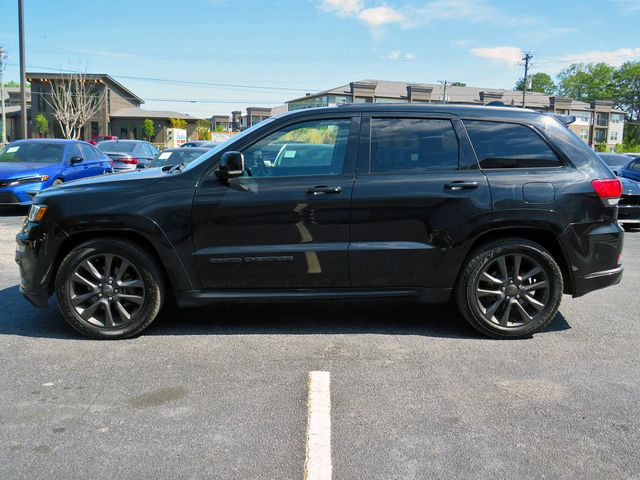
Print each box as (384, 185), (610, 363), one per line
(306, 186), (343, 196)
(444, 181), (479, 191)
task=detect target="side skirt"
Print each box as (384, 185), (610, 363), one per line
(175, 287), (452, 307)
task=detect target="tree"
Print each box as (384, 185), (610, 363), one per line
(169, 118), (187, 129)
(557, 63), (615, 102)
(143, 118), (155, 141)
(514, 72), (556, 95)
(450, 82), (466, 87)
(612, 61), (640, 145)
(34, 114), (48, 137)
(3, 80), (20, 88)
(196, 119), (211, 140)
(46, 72), (106, 139)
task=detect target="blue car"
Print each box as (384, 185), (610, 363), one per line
(0, 139), (113, 205)
(620, 156), (640, 182)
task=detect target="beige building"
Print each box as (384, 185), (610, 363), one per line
(286, 80), (626, 151)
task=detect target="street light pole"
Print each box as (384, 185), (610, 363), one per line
(0, 47), (6, 145)
(18, 0), (27, 139)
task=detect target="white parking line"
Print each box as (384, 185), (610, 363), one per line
(304, 371), (332, 480)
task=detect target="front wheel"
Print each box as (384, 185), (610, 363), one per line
(455, 238), (563, 339)
(55, 238), (165, 339)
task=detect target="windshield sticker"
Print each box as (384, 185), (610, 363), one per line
(158, 152), (172, 160)
(6, 146), (19, 153)
(284, 150), (296, 158)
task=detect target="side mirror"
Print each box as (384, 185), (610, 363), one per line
(69, 156), (83, 165)
(216, 151), (244, 180)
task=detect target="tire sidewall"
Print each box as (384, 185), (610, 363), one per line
(460, 240), (563, 338)
(55, 239), (163, 339)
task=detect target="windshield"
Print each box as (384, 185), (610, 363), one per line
(0, 142), (66, 163)
(97, 141), (137, 153)
(600, 154), (631, 169)
(154, 149), (208, 167)
(182, 116), (278, 172)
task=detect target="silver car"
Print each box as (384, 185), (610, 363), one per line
(97, 140), (159, 172)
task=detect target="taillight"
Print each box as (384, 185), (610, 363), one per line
(592, 178), (622, 206)
(119, 157), (138, 165)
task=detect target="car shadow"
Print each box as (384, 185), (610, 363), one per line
(0, 206), (29, 217)
(0, 284), (571, 340)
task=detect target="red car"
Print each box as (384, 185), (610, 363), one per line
(89, 135), (118, 145)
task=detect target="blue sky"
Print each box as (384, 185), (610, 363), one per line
(1, 0), (639, 117)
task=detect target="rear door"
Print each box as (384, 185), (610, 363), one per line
(349, 113), (491, 290)
(192, 115), (359, 289)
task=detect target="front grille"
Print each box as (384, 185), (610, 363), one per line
(0, 191), (19, 204)
(620, 194), (640, 207)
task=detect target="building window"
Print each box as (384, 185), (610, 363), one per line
(36, 86), (47, 113)
(611, 114), (623, 123)
(579, 129), (588, 139)
(610, 131), (619, 141)
(595, 130), (607, 143)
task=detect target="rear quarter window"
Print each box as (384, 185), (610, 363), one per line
(464, 120), (562, 169)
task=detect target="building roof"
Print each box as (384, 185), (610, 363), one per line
(26, 72), (144, 105)
(287, 79), (623, 113)
(110, 107), (202, 121)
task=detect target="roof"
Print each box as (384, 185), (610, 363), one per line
(9, 138), (83, 144)
(26, 72), (144, 105)
(110, 107), (202, 121)
(287, 79), (617, 112)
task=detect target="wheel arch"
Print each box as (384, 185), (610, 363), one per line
(461, 226), (574, 295)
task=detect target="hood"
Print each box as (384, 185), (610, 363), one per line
(620, 176), (640, 195)
(57, 166), (167, 189)
(0, 162), (59, 179)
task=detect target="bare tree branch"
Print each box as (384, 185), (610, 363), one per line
(45, 72), (106, 139)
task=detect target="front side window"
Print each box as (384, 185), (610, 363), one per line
(66, 143), (82, 161)
(241, 119), (351, 177)
(464, 120), (562, 169)
(369, 118), (459, 173)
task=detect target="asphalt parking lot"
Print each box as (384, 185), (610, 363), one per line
(0, 210), (639, 480)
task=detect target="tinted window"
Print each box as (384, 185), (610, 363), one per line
(0, 142), (65, 163)
(79, 143), (98, 160)
(66, 143), (82, 161)
(370, 118), (458, 173)
(464, 120), (562, 169)
(97, 141), (137, 154)
(242, 118), (351, 177)
(630, 160), (640, 171)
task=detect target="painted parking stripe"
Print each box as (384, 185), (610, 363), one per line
(304, 371), (332, 480)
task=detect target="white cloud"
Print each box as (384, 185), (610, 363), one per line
(358, 6), (404, 26)
(470, 46), (523, 65)
(320, 0), (363, 16)
(608, 0), (640, 13)
(404, 52), (416, 60)
(387, 51), (416, 60)
(559, 47), (640, 67)
(387, 50), (401, 60)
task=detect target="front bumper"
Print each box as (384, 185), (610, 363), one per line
(15, 221), (58, 308)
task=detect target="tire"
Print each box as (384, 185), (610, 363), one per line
(455, 238), (563, 339)
(55, 238), (165, 339)
(52, 179), (63, 186)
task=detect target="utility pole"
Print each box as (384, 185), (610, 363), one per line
(521, 52), (533, 109)
(0, 47), (6, 145)
(18, 0), (27, 139)
(438, 80), (449, 104)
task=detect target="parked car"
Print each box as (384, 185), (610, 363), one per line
(623, 152), (640, 159)
(17, 104), (624, 340)
(150, 147), (210, 168)
(599, 152), (633, 175)
(89, 135), (118, 146)
(620, 156), (640, 182)
(181, 141), (221, 148)
(96, 140), (159, 171)
(0, 139), (112, 205)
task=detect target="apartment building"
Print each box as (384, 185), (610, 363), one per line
(286, 80), (626, 151)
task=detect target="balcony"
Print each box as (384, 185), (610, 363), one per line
(596, 116), (609, 127)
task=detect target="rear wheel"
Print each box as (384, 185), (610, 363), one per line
(55, 238), (164, 339)
(455, 238), (563, 339)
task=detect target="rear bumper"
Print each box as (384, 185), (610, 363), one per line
(572, 265), (623, 298)
(618, 203), (640, 223)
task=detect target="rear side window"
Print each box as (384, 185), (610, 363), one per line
(464, 120), (562, 169)
(370, 118), (458, 173)
(79, 143), (98, 160)
(629, 160), (640, 171)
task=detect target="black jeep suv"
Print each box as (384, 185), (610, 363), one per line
(16, 104), (624, 339)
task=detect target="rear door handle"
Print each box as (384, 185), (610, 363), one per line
(306, 186), (343, 196)
(444, 181), (479, 191)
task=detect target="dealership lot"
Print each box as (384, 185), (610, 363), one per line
(0, 212), (638, 480)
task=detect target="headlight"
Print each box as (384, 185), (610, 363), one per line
(27, 204), (48, 222)
(8, 175), (50, 186)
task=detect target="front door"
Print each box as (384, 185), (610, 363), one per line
(349, 114), (491, 289)
(192, 116), (359, 289)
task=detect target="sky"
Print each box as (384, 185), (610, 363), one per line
(1, 0), (639, 118)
